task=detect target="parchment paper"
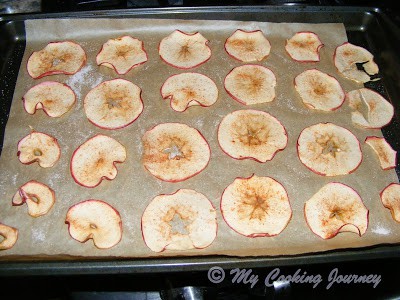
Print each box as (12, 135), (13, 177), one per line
(0, 18), (399, 259)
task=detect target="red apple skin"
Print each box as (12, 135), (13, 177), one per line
(365, 136), (397, 170)
(379, 183), (400, 223)
(285, 31), (324, 63)
(12, 180), (55, 206)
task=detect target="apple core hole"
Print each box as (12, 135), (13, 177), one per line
(29, 195), (39, 203)
(90, 223), (97, 230)
(33, 149), (43, 156)
(0, 234), (4, 243)
(52, 58), (62, 66)
(163, 144), (184, 160)
(169, 213), (189, 235)
(107, 99), (122, 109)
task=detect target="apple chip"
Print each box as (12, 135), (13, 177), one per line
(297, 123), (362, 176)
(380, 183), (400, 223)
(334, 42), (379, 83)
(96, 36), (148, 75)
(224, 64), (276, 105)
(347, 88), (394, 129)
(142, 123), (210, 182)
(365, 136), (397, 170)
(224, 29), (271, 62)
(159, 30), (211, 69)
(17, 131), (61, 168)
(141, 189), (217, 252)
(65, 199), (122, 249)
(0, 223), (18, 250)
(70, 134), (127, 188)
(305, 182), (368, 239)
(218, 109), (287, 162)
(221, 174), (292, 237)
(285, 31), (323, 62)
(27, 41), (86, 79)
(23, 81), (76, 117)
(12, 180), (55, 217)
(161, 72), (218, 112)
(294, 69), (345, 111)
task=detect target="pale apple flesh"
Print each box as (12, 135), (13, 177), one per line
(0, 223), (18, 250)
(365, 137), (397, 170)
(65, 199), (122, 249)
(380, 183), (400, 223)
(285, 32), (323, 62)
(141, 189), (217, 252)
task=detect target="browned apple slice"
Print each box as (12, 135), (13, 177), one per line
(161, 72), (218, 112)
(294, 69), (345, 111)
(96, 36), (148, 75)
(142, 123), (210, 182)
(224, 29), (271, 62)
(297, 123), (362, 176)
(141, 189), (217, 252)
(365, 136), (397, 170)
(380, 183), (400, 223)
(224, 65), (276, 105)
(27, 41), (86, 79)
(0, 223), (18, 250)
(285, 31), (324, 62)
(347, 88), (394, 129)
(334, 42), (379, 83)
(84, 79), (143, 130)
(12, 180), (55, 217)
(218, 109), (287, 162)
(221, 174), (291, 237)
(22, 81), (76, 117)
(65, 199), (122, 249)
(17, 131), (61, 168)
(70, 134), (127, 188)
(304, 182), (368, 239)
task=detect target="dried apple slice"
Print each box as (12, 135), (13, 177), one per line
(224, 29), (271, 62)
(65, 199), (122, 249)
(218, 109), (287, 162)
(96, 36), (148, 75)
(224, 65), (276, 105)
(142, 123), (210, 182)
(161, 72), (218, 112)
(141, 189), (217, 252)
(380, 183), (400, 223)
(27, 41), (86, 79)
(159, 30), (211, 69)
(334, 42), (379, 83)
(297, 123), (362, 176)
(304, 182), (368, 239)
(70, 134), (127, 188)
(365, 136), (397, 170)
(22, 81), (76, 117)
(0, 223), (18, 250)
(294, 69), (345, 111)
(221, 174), (291, 237)
(17, 131), (61, 168)
(12, 180), (55, 217)
(347, 88), (394, 129)
(285, 31), (324, 62)
(84, 79), (143, 130)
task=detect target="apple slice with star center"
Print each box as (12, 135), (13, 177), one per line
(0, 223), (18, 250)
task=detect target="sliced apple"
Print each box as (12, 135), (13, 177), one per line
(224, 64), (276, 105)
(294, 69), (345, 111)
(70, 134), (127, 188)
(65, 199), (122, 249)
(285, 31), (324, 62)
(334, 42), (379, 83)
(96, 36), (148, 75)
(17, 131), (61, 168)
(305, 182), (368, 239)
(224, 29), (271, 62)
(27, 41), (86, 79)
(159, 30), (211, 69)
(297, 123), (362, 176)
(84, 79), (143, 130)
(218, 109), (287, 162)
(161, 72), (218, 112)
(221, 174), (291, 237)
(0, 223), (18, 250)
(380, 183), (400, 223)
(12, 180), (55, 217)
(365, 136), (397, 170)
(142, 123), (210, 182)
(22, 81), (76, 117)
(347, 88), (394, 129)
(141, 189), (217, 252)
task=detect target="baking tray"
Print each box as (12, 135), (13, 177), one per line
(0, 5), (399, 276)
